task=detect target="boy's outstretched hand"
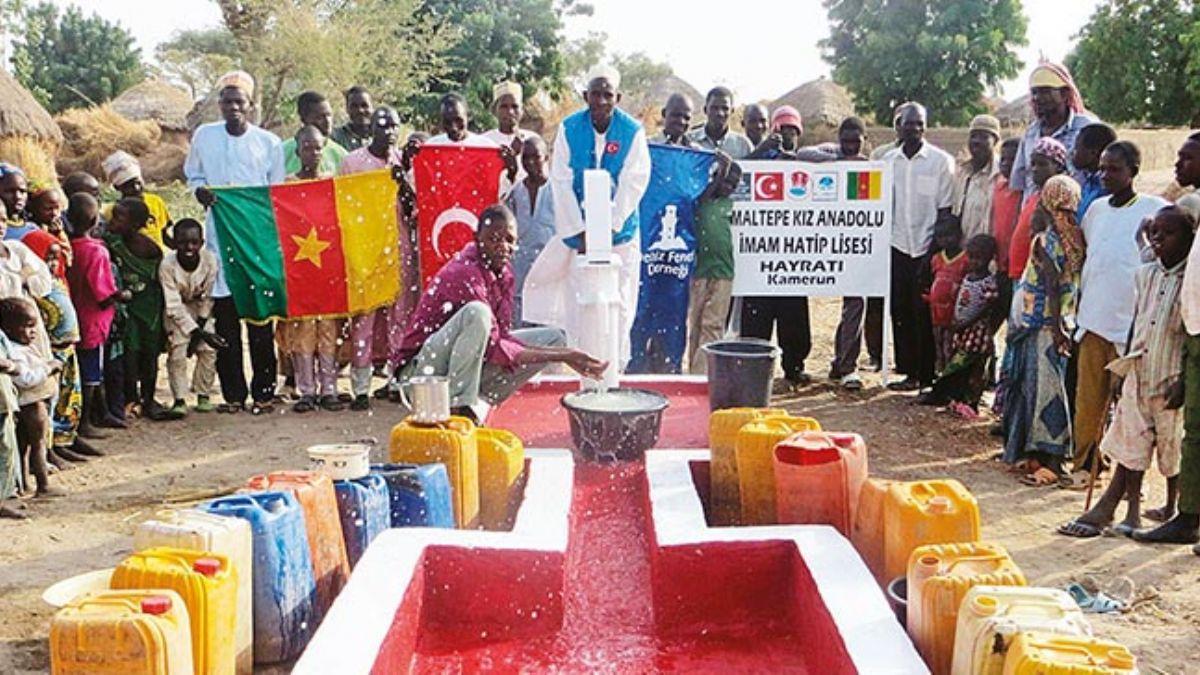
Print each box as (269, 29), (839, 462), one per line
(563, 350), (608, 380)
(1166, 377), (1185, 410)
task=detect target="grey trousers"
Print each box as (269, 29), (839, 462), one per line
(400, 301), (566, 407)
(831, 296), (884, 377)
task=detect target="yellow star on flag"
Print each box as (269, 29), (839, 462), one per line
(292, 227), (331, 268)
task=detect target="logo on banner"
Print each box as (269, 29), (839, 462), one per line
(813, 173), (838, 202)
(787, 171), (811, 200)
(753, 172), (784, 201)
(649, 204), (688, 251)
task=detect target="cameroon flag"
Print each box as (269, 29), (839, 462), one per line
(210, 169), (400, 321)
(846, 170), (883, 200)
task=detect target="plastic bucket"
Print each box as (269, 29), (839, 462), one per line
(702, 339), (780, 410)
(886, 576), (907, 628)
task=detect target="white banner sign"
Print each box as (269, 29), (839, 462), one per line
(731, 160), (893, 297)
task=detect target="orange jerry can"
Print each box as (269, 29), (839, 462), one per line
(734, 415), (822, 525)
(773, 431), (868, 536)
(708, 407), (788, 526)
(476, 427), (525, 530)
(883, 479), (980, 583)
(851, 477), (894, 584)
(907, 542), (1027, 675)
(390, 415), (480, 528)
(1002, 632), (1137, 675)
(110, 548), (237, 675)
(51, 589), (194, 675)
(244, 471), (349, 620)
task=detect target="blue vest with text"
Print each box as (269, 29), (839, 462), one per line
(562, 108), (642, 250)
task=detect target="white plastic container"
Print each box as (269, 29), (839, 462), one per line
(134, 508), (254, 674)
(307, 443), (372, 480)
(951, 585), (1092, 675)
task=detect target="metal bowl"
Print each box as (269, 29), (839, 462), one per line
(561, 388), (670, 462)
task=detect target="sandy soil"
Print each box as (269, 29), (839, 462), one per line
(3, 177), (1198, 673)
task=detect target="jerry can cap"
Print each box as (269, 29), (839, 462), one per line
(927, 496), (951, 513)
(192, 557), (221, 577)
(140, 595), (172, 615)
(1106, 647), (1135, 669)
(970, 594), (998, 616)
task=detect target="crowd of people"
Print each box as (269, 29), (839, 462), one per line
(1, 60), (1199, 554)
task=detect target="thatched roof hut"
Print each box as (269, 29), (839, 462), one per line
(621, 74), (705, 131)
(995, 94), (1032, 127)
(111, 80), (194, 134)
(0, 68), (63, 183)
(770, 77), (856, 130)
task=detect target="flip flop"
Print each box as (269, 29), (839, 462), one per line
(1020, 467), (1059, 487)
(216, 402), (244, 414)
(1058, 470), (1096, 491)
(1106, 523), (1136, 538)
(251, 401), (275, 416)
(1057, 520), (1105, 538)
(1066, 582), (1125, 614)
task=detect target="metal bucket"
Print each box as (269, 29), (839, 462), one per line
(561, 388), (669, 463)
(886, 576), (908, 628)
(399, 375), (451, 425)
(702, 339), (780, 410)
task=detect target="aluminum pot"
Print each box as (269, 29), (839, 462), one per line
(399, 375), (451, 425)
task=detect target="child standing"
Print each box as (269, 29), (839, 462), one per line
(65, 193), (129, 433)
(922, 235), (1001, 412)
(2, 297), (63, 498)
(0, 329), (26, 518)
(102, 151), (172, 248)
(104, 199), (165, 420)
(924, 218), (968, 373)
(283, 125), (344, 413)
(1059, 205), (1192, 537)
(160, 219), (225, 417)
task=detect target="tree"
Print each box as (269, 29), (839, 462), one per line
(1069, 0), (1200, 126)
(10, 2), (145, 112)
(412, 0), (592, 129)
(155, 28), (239, 99)
(203, 0), (458, 128)
(821, 0), (1027, 126)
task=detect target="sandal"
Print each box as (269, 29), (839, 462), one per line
(217, 402), (244, 414)
(1020, 467), (1059, 487)
(251, 401), (275, 416)
(1066, 582), (1125, 614)
(1106, 523), (1136, 538)
(1057, 519), (1106, 538)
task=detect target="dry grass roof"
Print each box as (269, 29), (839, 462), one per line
(0, 68), (63, 145)
(111, 79), (195, 131)
(770, 78), (856, 128)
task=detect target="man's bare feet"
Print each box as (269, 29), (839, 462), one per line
(1143, 506), (1176, 523)
(0, 501), (27, 519)
(34, 485), (67, 499)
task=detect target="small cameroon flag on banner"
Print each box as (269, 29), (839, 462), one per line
(846, 170), (883, 200)
(210, 169), (400, 321)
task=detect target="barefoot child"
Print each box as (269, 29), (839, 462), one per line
(1060, 205), (1192, 537)
(160, 219), (225, 417)
(0, 329), (26, 518)
(2, 297), (64, 498)
(923, 234), (1001, 412)
(65, 194), (130, 433)
(924, 217), (968, 373)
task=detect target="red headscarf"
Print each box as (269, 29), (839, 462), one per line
(21, 228), (68, 281)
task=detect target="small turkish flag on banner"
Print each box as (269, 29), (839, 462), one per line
(752, 171), (784, 201)
(413, 145), (506, 286)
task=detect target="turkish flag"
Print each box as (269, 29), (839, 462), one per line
(412, 145), (506, 286)
(753, 171), (784, 201)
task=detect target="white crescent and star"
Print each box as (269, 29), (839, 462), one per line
(431, 207), (480, 258)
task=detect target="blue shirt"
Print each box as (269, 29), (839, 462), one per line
(1010, 111), (1098, 200)
(1076, 169), (1107, 223)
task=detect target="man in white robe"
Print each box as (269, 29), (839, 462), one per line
(522, 66), (651, 368)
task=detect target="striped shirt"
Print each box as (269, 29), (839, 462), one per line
(1129, 259), (1187, 398)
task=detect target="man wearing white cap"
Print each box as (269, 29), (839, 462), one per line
(522, 65), (651, 370)
(484, 81), (537, 185)
(184, 70), (286, 415)
(952, 114), (1002, 240)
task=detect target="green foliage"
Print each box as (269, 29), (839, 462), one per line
(610, 52), (673, 98)
(10, 1), (145, 113)
(1069, 0), (1200, 126)
(198, 0), (457, 128)
(410, 0), (591, 129)
(154, 28), (239, 100)
(821, 0), (1027, 126)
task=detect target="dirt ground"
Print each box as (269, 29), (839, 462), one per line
(3, 174), (1198, 674)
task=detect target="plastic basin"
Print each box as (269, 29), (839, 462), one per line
(561, 388), (669, 462)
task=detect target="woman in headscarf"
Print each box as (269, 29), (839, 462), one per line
(1003, 175), (1085, 486)
(0, 163), (29, 229)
